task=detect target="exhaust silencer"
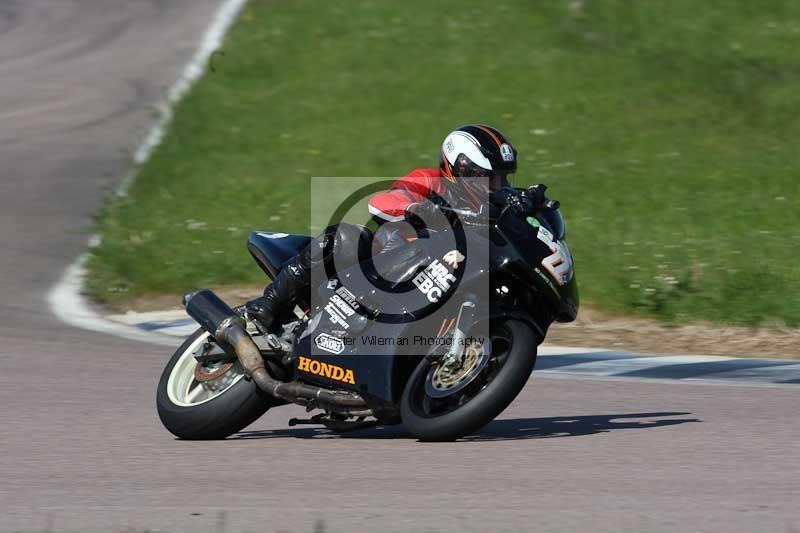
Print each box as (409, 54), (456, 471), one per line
(184, 289), (272, 390)
(183, 289), (239, 342)
(183, 289), (367, 411)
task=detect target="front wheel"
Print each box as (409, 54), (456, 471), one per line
(156, 328), (277, 440)
(400, 319), (538, 442)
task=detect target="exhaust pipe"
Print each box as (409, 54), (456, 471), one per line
(183, 290), (367, 410)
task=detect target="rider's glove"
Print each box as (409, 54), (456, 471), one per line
(525, 184), (559, 210)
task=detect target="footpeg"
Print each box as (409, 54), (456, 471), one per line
(266, 333), (292, 352)
(289, 414), (326, 426)
(288, 414), (378, 432)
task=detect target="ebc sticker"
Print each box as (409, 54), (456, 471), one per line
(413, 259), (457, 303)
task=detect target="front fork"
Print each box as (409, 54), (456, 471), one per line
(439, 299), (477, 370)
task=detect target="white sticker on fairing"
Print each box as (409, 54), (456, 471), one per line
(335, 286), (360, 310)
(330, 295), (355, 317)
(258, 232), (290, 239)
(413, 259), (457, 303)
(443, 250), (465, 269)
(315, 333), (345, 354)
(536, 227), (574, 286)
(324, 301), (349, 329)
(323, 286), (360, 329)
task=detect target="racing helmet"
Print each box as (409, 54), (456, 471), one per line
(439, 124), (517, 202)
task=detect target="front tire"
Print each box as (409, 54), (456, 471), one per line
(400, 319), (538, 442)
(156, 328), (276, 440)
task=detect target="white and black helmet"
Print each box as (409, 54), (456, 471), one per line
(439, 124), (517, 193)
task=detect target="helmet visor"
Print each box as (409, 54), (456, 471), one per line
(456, 156), (511, 189)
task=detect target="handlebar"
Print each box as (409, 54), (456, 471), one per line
(436, 185), (560, 222)
(437, 205), (483, 218)
(491, 185), (559, 212)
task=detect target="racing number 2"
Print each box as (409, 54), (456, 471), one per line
(536, 227), (574, 286)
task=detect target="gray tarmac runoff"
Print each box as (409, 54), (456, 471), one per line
(1, 1), (799, 532)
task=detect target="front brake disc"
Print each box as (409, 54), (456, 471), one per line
(424, 338), (492, 399)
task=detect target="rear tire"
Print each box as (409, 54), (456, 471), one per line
(156, 328), (277, 440)
(400, 319), (538, 442)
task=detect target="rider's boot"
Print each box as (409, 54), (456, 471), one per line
(245, 248), (312, 330)
(244, 223), (372, 330)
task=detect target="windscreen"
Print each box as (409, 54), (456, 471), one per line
(536, 209), (566, 240)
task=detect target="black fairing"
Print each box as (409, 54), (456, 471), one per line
(494, 209), (578, 322)
(247, 231), (312, 280)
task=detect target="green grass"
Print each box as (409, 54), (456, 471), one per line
(88, 0), (800, 326)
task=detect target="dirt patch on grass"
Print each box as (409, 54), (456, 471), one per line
(117, 289), (799, 360)
(112, 285), (265, 313)
(547, 308), (800, 360)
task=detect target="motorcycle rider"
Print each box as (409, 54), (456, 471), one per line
(245, 124), (518, 330)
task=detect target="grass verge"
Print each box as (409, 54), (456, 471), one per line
(88, 0), (800, 327)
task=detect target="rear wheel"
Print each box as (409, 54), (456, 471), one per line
(156, 328), (276, 440)
(400, 319), (538, 442)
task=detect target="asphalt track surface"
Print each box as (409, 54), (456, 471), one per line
(1, 2), (799, 532)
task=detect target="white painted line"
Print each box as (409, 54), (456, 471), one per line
(538, 344), (610, 356)
(151, 323), (200, 338)
(684, 363), (800, 384)
(109, 309), (188, 324)
(47, 255), (180, 346)
(535, 371), (800, 390)
(48, 0), (249, 344)
(537, 354), (736, 377)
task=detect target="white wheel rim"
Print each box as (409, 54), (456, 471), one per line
(166, 332), (245, 407)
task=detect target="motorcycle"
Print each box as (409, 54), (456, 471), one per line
(156, 185), (578, 441)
